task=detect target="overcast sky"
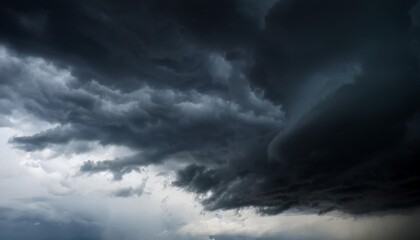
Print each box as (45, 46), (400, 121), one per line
(1, 0), (420, 239)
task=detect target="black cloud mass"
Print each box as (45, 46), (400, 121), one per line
(1, 0), (420, 215)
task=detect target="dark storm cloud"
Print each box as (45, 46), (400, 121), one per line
(0, 13), (283, 206)
(0, 0), (271, 92)
(175, 0), (420, 215)
(260, 0), (420, 214)
(1, 0), (420, 216)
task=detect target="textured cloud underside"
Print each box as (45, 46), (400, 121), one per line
(1, 0), (420, 215)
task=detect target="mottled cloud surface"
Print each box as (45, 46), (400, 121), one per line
(1, 0), (420, 218)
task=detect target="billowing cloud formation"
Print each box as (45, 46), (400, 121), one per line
(1, 0), (420, 216)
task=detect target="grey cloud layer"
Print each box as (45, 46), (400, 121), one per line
(1, 0), (420, 216)
(0, 205), (101, 240)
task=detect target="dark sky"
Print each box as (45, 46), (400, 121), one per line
(1, 0), (420, 239)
